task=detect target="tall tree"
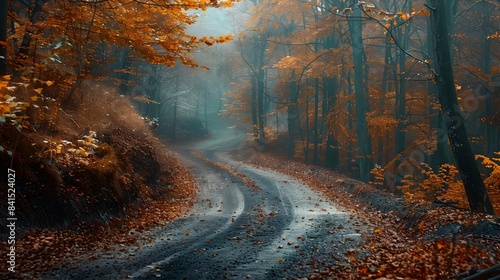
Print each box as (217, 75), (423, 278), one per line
(0, 0), (6, 75)
(482, 1), (495, 157)
(427, 0), (495, 215)
(287, 70), (299, 159)
(347, 3), (371, 182)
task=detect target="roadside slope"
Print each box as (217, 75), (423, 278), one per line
(0, 89), (198, 279)
(242, 152), (500, 278)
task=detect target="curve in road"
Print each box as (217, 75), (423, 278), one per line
(43, 114), (367, 279)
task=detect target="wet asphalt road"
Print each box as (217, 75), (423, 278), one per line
(42, 115), (367, 279)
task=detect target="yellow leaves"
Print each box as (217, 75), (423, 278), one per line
(0, 81), (8, 91)
(0, 104), (10, 115)
(198, 35), (233, 48)
(35, 88), (43, 94)
(132, 95), (160, 104)
(476, 153), (500, 190)
(373, 228), (383, 233)
(0, 75), (10, 91)
(397, 11), (407, 21)
(0, 76), (32, 127)
(486, 32), (500, 40)
(273, 56), (305, 71)
(367, 115), (398, 136)
(418, 9), (430, 17)
(418, 220), (425, 231)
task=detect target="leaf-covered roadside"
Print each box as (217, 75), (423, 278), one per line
(242, 152), (500, 279)
(0, 88), (198, 279)
(0, 146), (196, 279)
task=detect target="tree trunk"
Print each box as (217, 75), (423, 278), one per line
(426, 16), (448, 171)
(379, 32), (391, 166)
(322, 25), (341, 169)
(0, 0), (7, 75)
(257, 68), (266, 144)
(287, 71), (298, 159)
(323, 76), (339, 168)
(395, 26), (407, 159)
(15, 0), (48, 76)
(251, 75), (259, 140)
(348, 4), (371, 182)
(346, 69), (354, 165)
(255, 35), (267, 145)
(428, 0), (495, 215)
(118, 48), (132, 95)
(482, 3), (494, 157)
(313, 78), (319, 164)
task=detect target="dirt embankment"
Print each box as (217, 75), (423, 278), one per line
(0, 87), (197, 278)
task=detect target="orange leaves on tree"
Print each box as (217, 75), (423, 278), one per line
(476, 153), (500, 211)
(486, 31), (500, 40)
(418, 9), (431, 17)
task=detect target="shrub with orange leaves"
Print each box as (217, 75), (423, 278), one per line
(476, 152), (500, 212)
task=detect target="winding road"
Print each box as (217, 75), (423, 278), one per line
(44, 115), (367, 279)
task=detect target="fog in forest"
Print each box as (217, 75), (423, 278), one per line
(148, 0), (500, 197)
(1, 1), (500, 278)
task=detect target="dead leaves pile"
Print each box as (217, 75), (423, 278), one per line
(245, 153), (500, 279)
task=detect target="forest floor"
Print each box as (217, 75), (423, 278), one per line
(240, 150), (500, 279)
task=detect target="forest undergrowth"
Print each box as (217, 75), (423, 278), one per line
(0, 84), (197, 278)
(242, 151), (500, 279)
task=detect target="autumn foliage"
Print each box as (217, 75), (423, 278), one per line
(0, 0), (233, 275)
(223, 0), (500, 214)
